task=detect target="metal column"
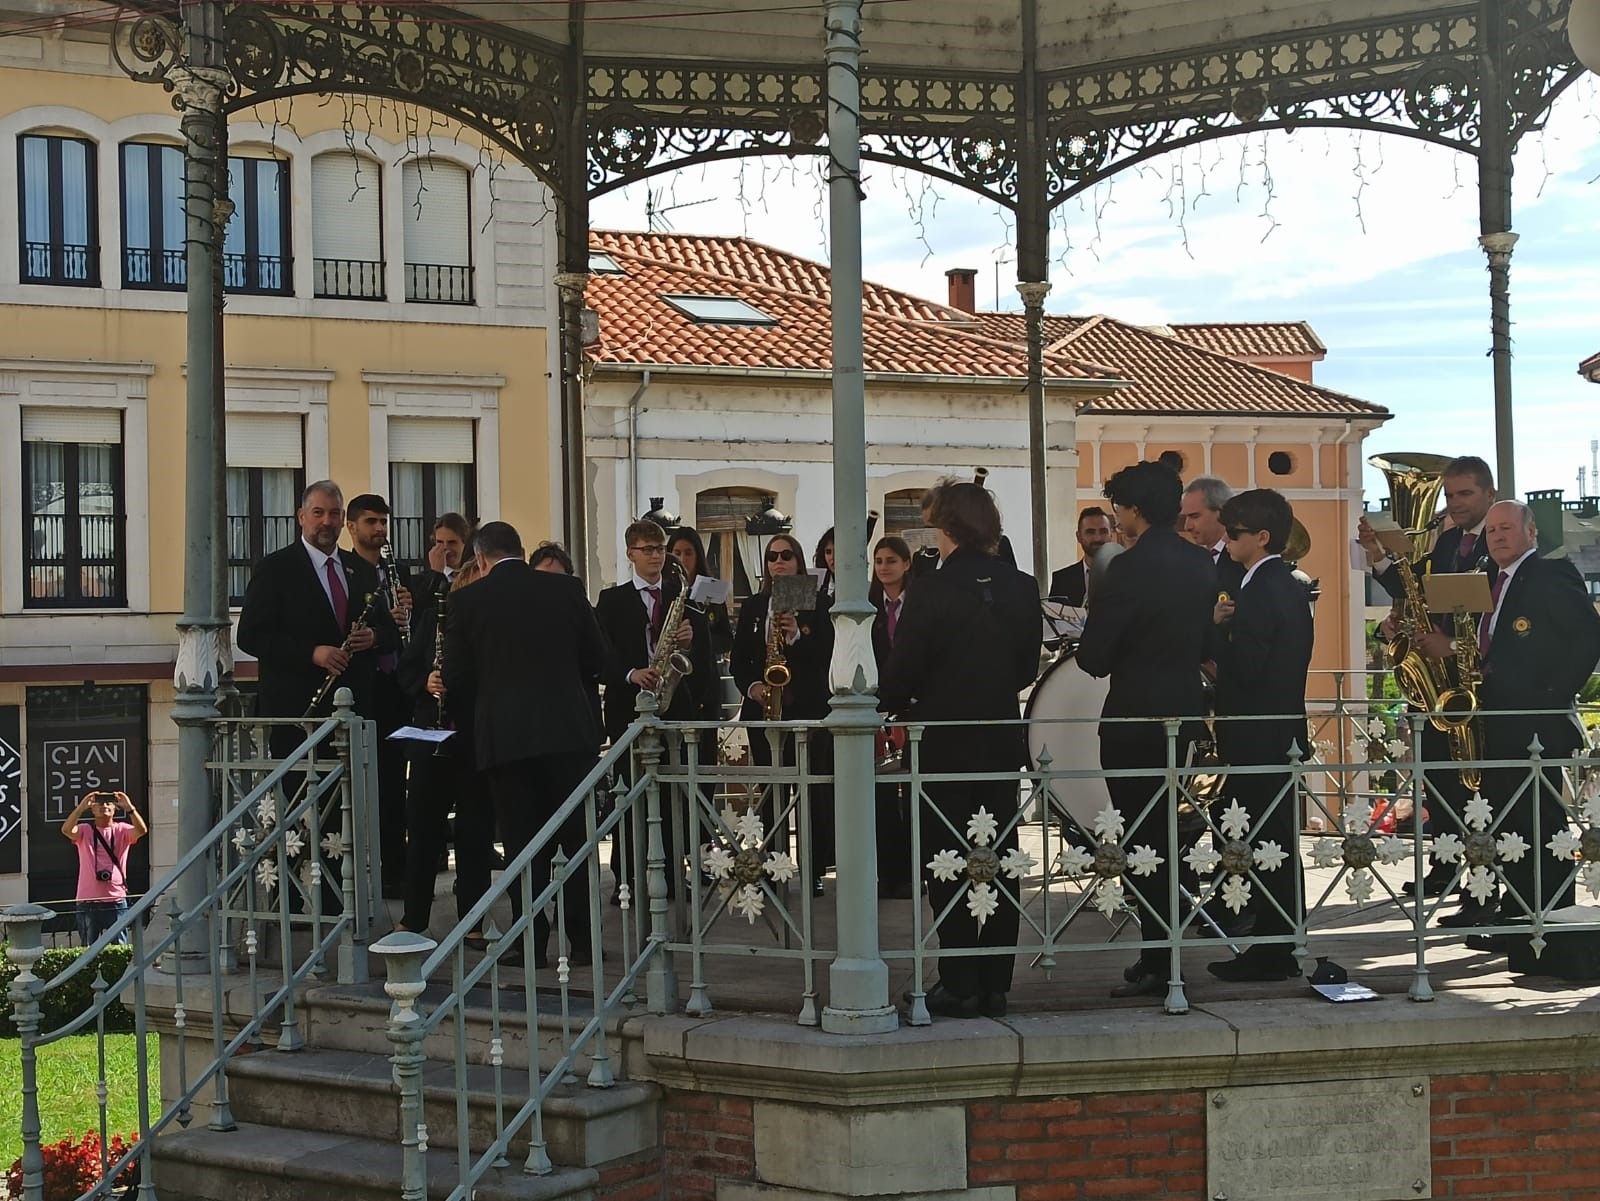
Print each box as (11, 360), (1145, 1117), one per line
(1478, 0), (1517, 497)
(170, 0), (231, 946)
(1018, 0), (1053, 592)
(557, 1), (590, 566)
(820, 0), (896, 1035)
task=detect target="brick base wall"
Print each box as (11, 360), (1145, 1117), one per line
(661, 1090), (756, 1201)
(1431, 1071), (1600, 1199)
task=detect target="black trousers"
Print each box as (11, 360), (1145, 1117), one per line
(920, 739), (1020, 999)
(1102, 724), (1196, 973)
(1481, 716), (1577, 917)
(373, 672), (410, 898)
(875, 777), (913, 891)
(1218, 722), (1305, 948)
(487, 752), (598, 956)
(401, 745), (495, 933)
(748, 724), (834, 882)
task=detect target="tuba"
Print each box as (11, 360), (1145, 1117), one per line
(1369, 452), (1482, 789)
(646, 559), (695, 712)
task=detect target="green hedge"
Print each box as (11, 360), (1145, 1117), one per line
(0, 944), (135, 1039)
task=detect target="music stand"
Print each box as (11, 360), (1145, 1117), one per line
(1423, 571), (1494, 616)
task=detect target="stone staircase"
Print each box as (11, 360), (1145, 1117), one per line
(151, 979), (660, 1201)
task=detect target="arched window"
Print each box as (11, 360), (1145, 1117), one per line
(224, 151), (291, 295)
(401, 158), (472, 303)
(695, 487), (770, 603)
(882, 487), (927, 534)
(311, 151), (384, 299)
(119, 139), (183, 289)
(19, 131), (98, 286)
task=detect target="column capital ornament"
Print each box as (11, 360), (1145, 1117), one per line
(165, 64), (233, 114)
(174, 624), (233, 693)
(1478, 230), (1520, 266)
(554, 271), (591, 298)
(1016, 280), (1052, 309)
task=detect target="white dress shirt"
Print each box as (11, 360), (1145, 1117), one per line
(302, 538), (344, 618)
(1238, 553), (1281, 592)
(1483, 546), (1536, 645)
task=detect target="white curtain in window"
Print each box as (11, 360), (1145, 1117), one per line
(400, 159), (470, 266)
(22, 137), (50, 243)
(311, 152), (383, 262)
(59, 139), (91, 246)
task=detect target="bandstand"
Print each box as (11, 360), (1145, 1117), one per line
(3, 3), (1599, 1200)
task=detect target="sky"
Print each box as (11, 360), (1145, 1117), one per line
(591, 77), (1600, 502)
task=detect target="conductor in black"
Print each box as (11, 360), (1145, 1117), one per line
(879, 479), (1042, 1020)
(1075, 460), (1217, 1000)
(441, 520), (609, 966)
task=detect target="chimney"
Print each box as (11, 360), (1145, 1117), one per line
(945, 267), (978, 314)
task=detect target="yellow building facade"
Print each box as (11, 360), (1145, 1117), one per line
(0, 32), (560, 907)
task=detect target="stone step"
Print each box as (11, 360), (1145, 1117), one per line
(301, 981), (636, 1077)
(153, 1122), (599, 1201)
(225, 1047), (659, 1168)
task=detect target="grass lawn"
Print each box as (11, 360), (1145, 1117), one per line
(0, 1035), (159, 1169)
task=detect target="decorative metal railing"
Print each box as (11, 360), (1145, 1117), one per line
(313, 257), (385, 299)
(0, 693), (377, 1201)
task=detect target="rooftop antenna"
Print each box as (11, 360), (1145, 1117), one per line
(1591, 439), (1598, 486)
(645, 185), (716, 233)
(1581, 465), (1588, 497)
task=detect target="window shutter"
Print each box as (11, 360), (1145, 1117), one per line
(226, 412), (304, 468)
(22, 407), (122, 444)
(311, 153), (383, 262)
(388, 417), (474, 463)
(400, 160), (470, 266)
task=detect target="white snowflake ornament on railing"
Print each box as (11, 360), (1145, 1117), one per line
(923, 807), (1034, 929)
(1431, 792), (1531, 904)
(1056, 804), (1163, 918)
(1182, 799), (1290, 913)
(1547, 800), (1600, 898)
(1309, 800), (1408, 903)
(257, 795), (276, 827)
(283, 827), (305, 858)
(700, 807), (798, 924)
(254, 858), (279, 896)
(319, 831), (347, 860)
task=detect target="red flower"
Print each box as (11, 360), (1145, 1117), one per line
(6, 1131), (139, 1201)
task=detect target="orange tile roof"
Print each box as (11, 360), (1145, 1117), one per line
(972, 313), (1385, 419)
(1167, 321), (1327, 361)
(587, 231), (1117, 384)
(1582, 351), (1600, 383)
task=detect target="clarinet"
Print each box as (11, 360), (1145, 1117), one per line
(304, 592), (377, 718)
(380, 543), (409, 648)
(430, 576), (450, 730)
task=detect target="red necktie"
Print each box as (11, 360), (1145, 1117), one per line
(1477, 570), (1505, 656)
(325, 558), (348, 629)
(1456, 531), (1478, 568)
(886, 596), (901, 643)
(646, 586), (664, 639)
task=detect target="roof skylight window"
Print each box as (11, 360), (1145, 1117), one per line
(589, 252), (626, 274)
(662, 294), (777, 326)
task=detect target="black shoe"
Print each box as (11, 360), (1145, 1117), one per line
(1121, 959), (1146, 983)
(1402, 863), (1454, 898)
(1206, 952), (1301, 983)
(1465, 933), (1507, 953)
(1110, 968), (1165, 998)
(1437, 901), (1497, 929)
(566, 946), (592, 968)
(813, 879), (826, 897)
(912, 983), (982, 1018)
(978, 991), (1007, 1018)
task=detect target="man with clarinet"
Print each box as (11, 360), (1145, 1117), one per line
(237, 480), (399, 760)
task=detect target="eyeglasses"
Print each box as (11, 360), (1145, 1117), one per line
(765, 549), (796, 563)
(1225, 526), (1259, 540)
(629, 544), (667, 555)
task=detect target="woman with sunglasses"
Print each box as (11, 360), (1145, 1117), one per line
(731, 532), (835, 892)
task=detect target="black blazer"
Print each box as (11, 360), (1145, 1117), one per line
(1375, 525), (1490, 635)
(1048, 561), (1086, 607)
(1076, 527), (1215, 726)
(595, 577), (718, 740)
(441, 559), (607, 769)
(1213, 557), (1315, 766)
(1479, 554), (1600, 760)
(237, 542), (398, 720)
(878, 548), (1042, 770)
(870, 589), (909, 671)
(731, 590), (834, 721)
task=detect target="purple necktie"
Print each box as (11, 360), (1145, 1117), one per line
(646, 586), (664, 638)
(325, 558), (348, 629)
(886, 596), (901, 643)
(1456, 531), (1478, 568)
(1478, 570), (1505, 656)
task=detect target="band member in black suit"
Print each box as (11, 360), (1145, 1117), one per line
(345, 494), (413, 899)
(870, 536), (915, 898)
(411, 512), (472, 618)
(595, 521), (718, 893)
(1048, 507), (1115, 606)
(667, 527), (732, 666)
(396, 557), (495, 936)
(1359, 456), (1497, 914)
(731, 533), (834, 889)
(1205, 489), (1315, 982)
(1419, 501), (1600, 929)
(439, 521), (607, 966)
(880, 481), (1041, 1019)
(1182, 477), (1245, 596)
(237, 480), (399, 756)
(1076, 461), (1217, 999)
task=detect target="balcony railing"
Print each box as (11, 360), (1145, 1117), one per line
(314, 257), (385, 300)
(405, 261), (473, 304)
(224, 252), (291, 295)
(124, 246), (186, 290)
(21, 241), (98, 286)
(24, 512), (126, 607)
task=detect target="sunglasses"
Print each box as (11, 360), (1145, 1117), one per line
(765, 549), (797, 563)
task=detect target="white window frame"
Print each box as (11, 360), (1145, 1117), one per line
(0, 359), (153, 615)
(364, 372), (503, 530)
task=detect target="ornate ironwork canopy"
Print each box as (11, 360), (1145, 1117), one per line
(114, 1), (1580, 209)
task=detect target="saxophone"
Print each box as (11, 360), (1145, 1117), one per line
(646, 560), (695, 712)
(1434, 610), (1484, 791)
(761, 604), (792, 721)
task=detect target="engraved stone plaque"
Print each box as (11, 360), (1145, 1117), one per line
(1207, 1077), (1430, 1201)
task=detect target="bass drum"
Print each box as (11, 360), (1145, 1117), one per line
(1024, 647), (1110, 831)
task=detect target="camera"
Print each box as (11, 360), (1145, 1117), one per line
(95, 869), (113, 883)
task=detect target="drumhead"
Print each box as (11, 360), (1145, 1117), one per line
(1024, 647), (1110, 830)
